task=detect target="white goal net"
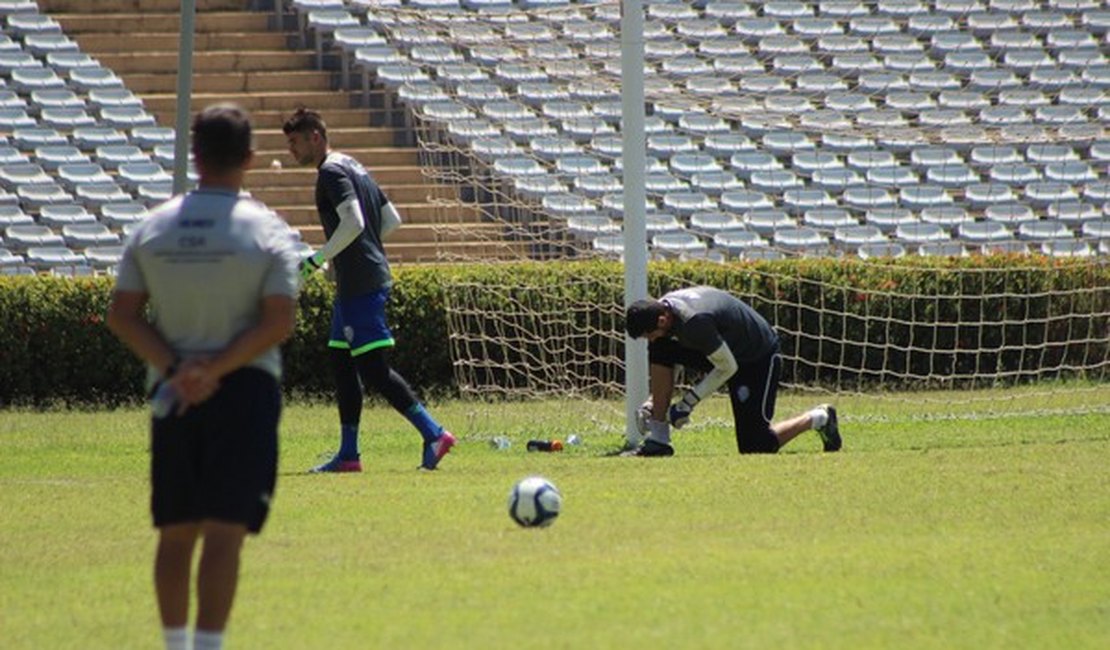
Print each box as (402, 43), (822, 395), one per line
(349, 0), (1110, 424)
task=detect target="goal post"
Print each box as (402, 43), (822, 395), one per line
(357, 1), (1110, 434)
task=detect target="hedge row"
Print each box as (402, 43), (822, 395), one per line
(0, 256), (1106, 406)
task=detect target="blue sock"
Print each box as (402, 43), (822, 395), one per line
(404, 403), (443, 443)
(338, 423), (360, 459)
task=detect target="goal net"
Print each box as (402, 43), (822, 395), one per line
(352, 1), (1110, 430)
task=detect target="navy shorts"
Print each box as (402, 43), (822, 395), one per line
(328, 288), (395, 357)
(150, 367), (281, 533)
(648, 339), (781, 454)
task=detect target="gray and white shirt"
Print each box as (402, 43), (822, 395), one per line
(115, 189), (301, 386)
(661, 286), (779, 363)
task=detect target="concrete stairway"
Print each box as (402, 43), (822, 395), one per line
(39, 0), (518, 262)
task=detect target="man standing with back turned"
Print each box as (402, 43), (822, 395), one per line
(283, 107), (456, 472)
(107, 104), (300, 650)
(624, 285), (842, 457)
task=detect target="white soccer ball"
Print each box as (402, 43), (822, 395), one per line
(508, 476), (562, 528)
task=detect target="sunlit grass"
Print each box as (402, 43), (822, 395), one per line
(1, 392), (1107, 649)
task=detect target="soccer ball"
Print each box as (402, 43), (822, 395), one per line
(508, 476), (562, 528)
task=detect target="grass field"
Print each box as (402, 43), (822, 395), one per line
(1, 391), (1108, 649)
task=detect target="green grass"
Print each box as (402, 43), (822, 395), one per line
(1, 392), (1108, 650)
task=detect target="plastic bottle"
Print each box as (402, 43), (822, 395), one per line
(490, 436), (511, 450)
(526, 439), (563, 452)
(150, 381), (178, 420)
(566, 434), (582, 447)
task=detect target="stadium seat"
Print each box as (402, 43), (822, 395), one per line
(0, 204), (31, 227)
(713, 230), (767, 257)
(1019, 220), (1073, 241)
(572, 174), (622, 199)
(99, 201), (147, 228)
(1049, 202), (1103, 227)
(1025, 181), (1079, 205)
(28, 89), (82, 114)
(917, 242), (968, 257)
(690, 171), (744, 196)
(5, 223), (63, 251)
(82, 88), (142, 112)
(71, 126), (127, 150)
(39, 203), (96, 228)
(1041, 239), (1093, 258)
(99, 106), (157, 129)
(743, 208), (796, 235)
(566, 214), (619, 242)
(865, 207), (918, 233)
(0, 107), (37, 131)
(62, 222), (118, 248)
(95, 144), (150, 170)
(83, 244), (123, 269)
(0, 162), (51, 190)
(689, 211), (744, 236)
(130, 127), (175, 149)
(652, 232), (707, 258)
(26, 245), (86, 271)
(117, 162), (172, 192)
(844, 187), (897, 211)
(958, 221), (1013, 244)
(67, 67), (124, 92)
(56, 162), (112, 191)
(804, 208), (857, 230)
(135, 181), (172, 205)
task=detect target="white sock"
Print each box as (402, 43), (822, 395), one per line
(646, 419), (672, 445)
(809, 407), (828, 430)
(193, 629), (224, 650)
(162, 627), (188, 650)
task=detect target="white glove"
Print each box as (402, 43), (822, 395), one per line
(635, 398), (653, 437)
(668, 391), (699, 429)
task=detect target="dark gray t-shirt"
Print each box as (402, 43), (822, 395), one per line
(660, 286), (779, 363)
(115, 189), (301, 386)
(316, 151), (392, 297)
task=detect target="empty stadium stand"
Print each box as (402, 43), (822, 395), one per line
(0, 0), (1104, 270)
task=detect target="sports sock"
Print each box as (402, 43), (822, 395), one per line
(404, 403), (443, 443)
(193, 629), (224, 650)
(809, 407), (829, 430)
(646, 419), (672, 445)
(338, 423), (360, 459)
(162, 627), (187, 650)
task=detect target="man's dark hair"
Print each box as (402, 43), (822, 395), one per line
(281, 107), (327, 139)
(191, 103), (252, 173)
(626, 299), (666, 338)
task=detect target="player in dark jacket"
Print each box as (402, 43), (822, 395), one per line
(625, 286), (841, 456)
(284, 108), (455, 472)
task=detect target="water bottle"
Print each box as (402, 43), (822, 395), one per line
(489, 436), (511, 450)
(526, 439), (563, 452)
(150, 381), (178, 420)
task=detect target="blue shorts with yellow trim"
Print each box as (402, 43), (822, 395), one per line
(328, 288), (395, 357)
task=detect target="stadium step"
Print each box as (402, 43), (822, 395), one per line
(71, 31), (291, 53)
(38, 0), (502, 261)
(254, 148), (421, 168)
(122, 70), (337, 94)
(143, 91), (355, 113)
(155, 108), (375, 130)
(246, 167), (428, 188)
(277, 204), (484, 228)
(96, 51), (317, 74)
(41, 0), (245, 11)
(248, 184), (459, 206)
(54, 12), (270, 35)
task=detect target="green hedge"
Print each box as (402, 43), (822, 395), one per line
(1, 256), (1107, 406)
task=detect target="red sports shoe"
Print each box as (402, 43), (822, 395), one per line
(421, 431), (457, 470)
